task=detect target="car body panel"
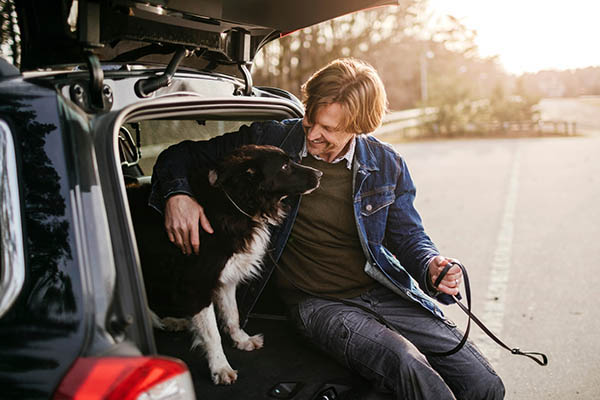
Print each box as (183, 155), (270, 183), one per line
(0, 81), (90, 398)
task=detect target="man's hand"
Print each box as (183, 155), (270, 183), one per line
(164, 194), (213, 255)
(428, 255), (462, 296)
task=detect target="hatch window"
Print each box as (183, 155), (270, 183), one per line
(121, 119), (251, 176)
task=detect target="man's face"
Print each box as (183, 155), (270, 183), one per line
(302, 102), (355, 163)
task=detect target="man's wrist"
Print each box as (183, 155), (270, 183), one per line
(424, 255), (440, 296)
(149, 177), (193, 215)
(162, 178), (193, 200)
(166, 190), (194, 200)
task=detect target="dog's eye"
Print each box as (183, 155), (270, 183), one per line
(281, 163), (290, 171)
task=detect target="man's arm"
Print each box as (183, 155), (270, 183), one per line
(384, 157), (462, 297)
(149, 122), (269, 211)
(148, 120), (292, 254)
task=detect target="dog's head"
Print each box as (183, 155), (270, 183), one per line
(208, 145), (322, 221)
(210, 144), (322, 197)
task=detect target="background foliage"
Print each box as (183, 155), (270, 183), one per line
(252, 0), (600, 136)
(0, 0), (19, 68)
(1, 0), (598, 137)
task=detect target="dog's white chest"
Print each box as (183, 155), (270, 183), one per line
(219, 223), (271, 286)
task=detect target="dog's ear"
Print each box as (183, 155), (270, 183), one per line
(232, 163), (259, 183)
(208, 169), (218, 186)
(214, 159), (259, 188)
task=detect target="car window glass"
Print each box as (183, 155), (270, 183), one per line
(124, 119), (252, 175)
(0, 119), (25, 318)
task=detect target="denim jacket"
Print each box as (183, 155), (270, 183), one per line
(149, 119), (452, 325)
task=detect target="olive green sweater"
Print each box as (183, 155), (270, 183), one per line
(275, 156), (375, 305)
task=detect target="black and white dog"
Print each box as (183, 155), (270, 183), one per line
(128, 144), (322, 385)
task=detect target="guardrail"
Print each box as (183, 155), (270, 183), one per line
(374, 107), (579, 138)
(481, 120), (578, 135)
(373, 107), (437, 137)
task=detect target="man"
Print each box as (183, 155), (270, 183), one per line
(149, 58), (505, 399)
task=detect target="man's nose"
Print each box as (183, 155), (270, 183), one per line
(306, 125), (322, 140)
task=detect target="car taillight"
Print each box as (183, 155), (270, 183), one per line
(53, 356), (196, 400)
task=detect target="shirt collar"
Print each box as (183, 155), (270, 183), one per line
(300, 136), (356, 170)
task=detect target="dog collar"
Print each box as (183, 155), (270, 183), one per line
(221, 188), (254, 219)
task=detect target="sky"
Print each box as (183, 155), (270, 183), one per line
(428, 0), (600, 74)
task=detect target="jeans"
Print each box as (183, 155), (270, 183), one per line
(288, 285), (505, 400)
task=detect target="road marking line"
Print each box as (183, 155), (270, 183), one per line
(473, 146), (521, 363)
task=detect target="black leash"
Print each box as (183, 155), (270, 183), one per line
(427, 261), (548, 366)
(270, 253), (548, 366)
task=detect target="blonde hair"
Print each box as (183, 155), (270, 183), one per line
(301, 58), (388, 134)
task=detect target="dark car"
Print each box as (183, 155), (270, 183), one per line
(0, 1), (397, 399)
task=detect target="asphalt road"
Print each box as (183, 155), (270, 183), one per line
(394, 134), (600, 399)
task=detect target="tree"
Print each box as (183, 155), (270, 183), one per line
(0, 0), (20, 68)
(252, 1), (424, 105)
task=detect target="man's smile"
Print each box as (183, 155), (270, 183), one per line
(302, 103), (355, 162)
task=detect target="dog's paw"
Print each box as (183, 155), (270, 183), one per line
(234, 333), (264, 351)
(212, 366), (238, 385)
(161, 317), (190, 331)
(150, 311), (165, 329)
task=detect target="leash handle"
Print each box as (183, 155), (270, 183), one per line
(431, 261), (548, 366)
(424, 261), (473, 358)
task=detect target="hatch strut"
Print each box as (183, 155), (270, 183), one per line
(135, 48), (190, 98)
(230, 28), (253, 96)
(85, 51), (105, 109)
(238, 63), (253, 96)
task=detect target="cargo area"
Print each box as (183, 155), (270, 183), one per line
(120, 117), (390, 399)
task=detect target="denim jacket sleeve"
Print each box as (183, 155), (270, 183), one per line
(148, 120), (281, 213)
(384, 156), (441, 297)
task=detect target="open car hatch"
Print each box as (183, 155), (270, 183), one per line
(15, 0), (399, 71)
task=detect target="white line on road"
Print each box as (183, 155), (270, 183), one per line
(473, 145), (521, 363)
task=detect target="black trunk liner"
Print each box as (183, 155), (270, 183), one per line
(154, 317), (392, 399)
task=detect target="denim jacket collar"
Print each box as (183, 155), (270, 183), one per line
(281, 120), (379, 173)
(279, 121), (305, 162)
(354, 135), (380, 173)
